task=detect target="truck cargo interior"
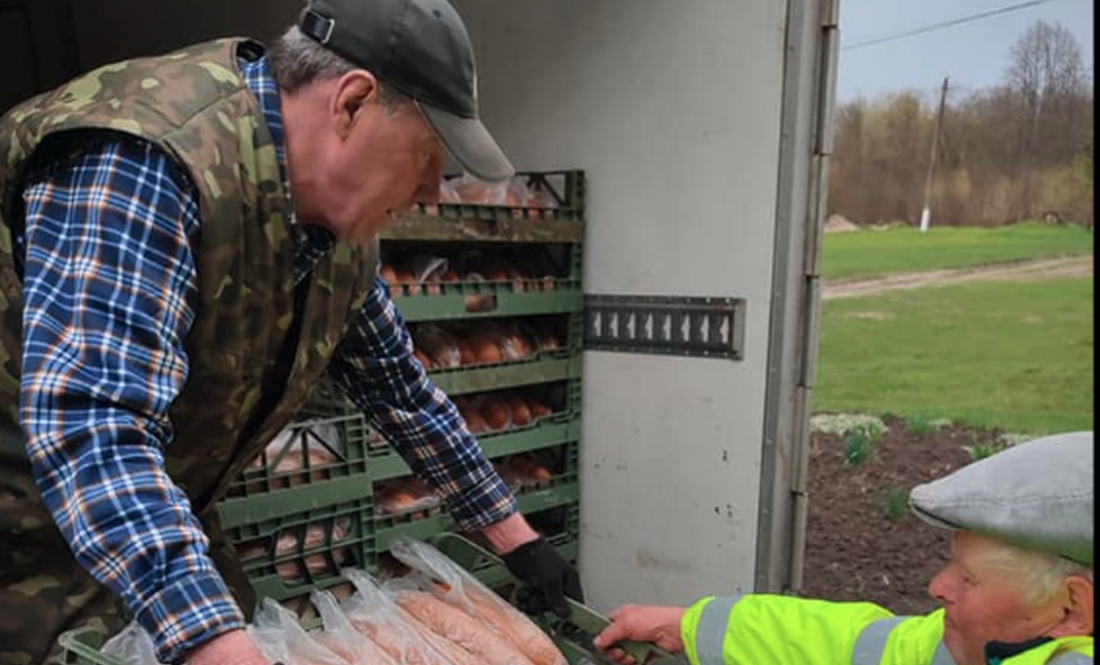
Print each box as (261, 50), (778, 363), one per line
(2, 0), (836, 619)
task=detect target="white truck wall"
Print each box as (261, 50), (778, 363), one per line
(454, 0), (790, 610)
(2, 0), (827, 612)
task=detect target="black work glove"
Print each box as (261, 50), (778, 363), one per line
(501, 536), (584, 618)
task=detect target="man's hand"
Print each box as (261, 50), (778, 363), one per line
(185, 629), (272, 665)
(592, 605), (686, 665)
(483, 513), (583, 618)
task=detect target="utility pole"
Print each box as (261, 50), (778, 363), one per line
(920, 76), (949, 233)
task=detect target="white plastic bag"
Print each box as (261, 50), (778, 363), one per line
(310, 589), (399, 664)
(340, 567), (478, 664)
(382, 575), (534, 665)
(246, 624), (295, 665)
(253, 597), (348, 665)
(100, 621), (158, 665)
(388, 538), (567, 665)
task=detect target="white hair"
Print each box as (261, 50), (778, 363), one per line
(268, 24), (410, 112)
(977, 538), (1093, 605)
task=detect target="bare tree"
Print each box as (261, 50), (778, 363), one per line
(1005, 20), (1090, 218)
(826, 21), (1093, 228)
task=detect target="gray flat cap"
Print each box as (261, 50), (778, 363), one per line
(909, 431), (1093, 567)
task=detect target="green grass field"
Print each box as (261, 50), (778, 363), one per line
(813, 277), (1094, 435)
(822, 222), (1094, 281)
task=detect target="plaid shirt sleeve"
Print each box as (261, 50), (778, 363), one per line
(19, 138), (244, 663)
(328, 277), (518, 530)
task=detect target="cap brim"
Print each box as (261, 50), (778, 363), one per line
(909, 502), (964, 532)
(418, 102), (514, 182)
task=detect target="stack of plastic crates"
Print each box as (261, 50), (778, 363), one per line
(207, 170), (584, 605)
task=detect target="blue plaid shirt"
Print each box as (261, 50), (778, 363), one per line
(18, 53), (513, 663)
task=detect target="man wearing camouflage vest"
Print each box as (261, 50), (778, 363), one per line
(0, 0), (582, 663)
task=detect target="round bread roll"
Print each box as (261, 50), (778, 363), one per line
(507, 395), (532, 427)
(412, 348), (433, 370)
(396, 269), (420, 294)
(456, 339), (477, 366)
(528, 464), (553, 485)
(382, 488), (419, 512)
(496, 463), (524, 491)
(506, 330), (536, 359)
(539, 333), (562, 351)
(484, 259), (512, 280)
(379, 264), (398, 285)
(511, 455), (536, 475)
(528, 400), (552, 419)
(479, 397), (511, 431)
(470, 335), (503, 365)
(457, 402), (488, 434)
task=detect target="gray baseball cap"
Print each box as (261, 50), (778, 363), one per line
(299, 0), (514, 182)
(909, 431), (1094, 567)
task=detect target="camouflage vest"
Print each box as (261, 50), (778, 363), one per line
(0, 38), (375, 514)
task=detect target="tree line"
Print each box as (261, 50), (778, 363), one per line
(828, 20), (1094, 228)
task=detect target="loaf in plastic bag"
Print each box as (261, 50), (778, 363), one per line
(385, 576), (534, 665)
(374, 478), (443, 516)
(253, 596), (349, 665)
(100, 621), (158, 665)
(454, 397), (489, 434)
(451, 173), (509, 205)
(411, 325), (462, 369)
(388, 538), (568, 665)
(97, 616), (332, 665)
(310, 589), (399, 665)
(454, 321), (535, 363)
(340, 567), (479, 665)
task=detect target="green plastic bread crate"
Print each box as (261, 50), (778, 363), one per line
(374, 467), (581, 551)
(391, 279), (584, 322)
(291, 372), (581, 478)
(380, 170), (586, 244)
(59, 531), (680, 665)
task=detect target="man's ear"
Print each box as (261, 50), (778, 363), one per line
(332, 70), (379, 140)
(1049, 575), (1094, 637)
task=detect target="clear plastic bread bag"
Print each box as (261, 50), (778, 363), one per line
(253, 597), (348, 665)
(309, 588), (399, 665)
(411, 324), (462, 369)
(100, 621), (158, 665)
(381, 574), (533, 665)
(387, 537), (567, 665)
(339, 567), (471, 665)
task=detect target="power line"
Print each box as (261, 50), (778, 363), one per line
(843, 0), (1064, 51)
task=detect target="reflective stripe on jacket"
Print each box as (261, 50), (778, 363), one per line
(680, 594), (1093, 665)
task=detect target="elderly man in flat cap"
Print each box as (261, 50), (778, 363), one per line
(593, 431), (1094, 665)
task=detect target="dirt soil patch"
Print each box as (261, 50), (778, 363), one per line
(823, 255), (1093, 300)
(800, 416), (1008, 615)
(825, 214), (862, 234)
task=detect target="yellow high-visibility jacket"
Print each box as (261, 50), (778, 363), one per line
(680, 594), (1093, 665)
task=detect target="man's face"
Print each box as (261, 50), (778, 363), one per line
(928, 532), (1067, 665)
(295, 72), (443, 244)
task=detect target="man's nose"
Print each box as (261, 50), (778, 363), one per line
(414, 174), (442, 206)
(927, 569), (951, 602)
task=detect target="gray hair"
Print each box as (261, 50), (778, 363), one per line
(269, 24), (410, 111)
(977, 538), (1094, 606)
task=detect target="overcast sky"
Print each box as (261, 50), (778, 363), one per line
(837, 0), (1095, 103)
